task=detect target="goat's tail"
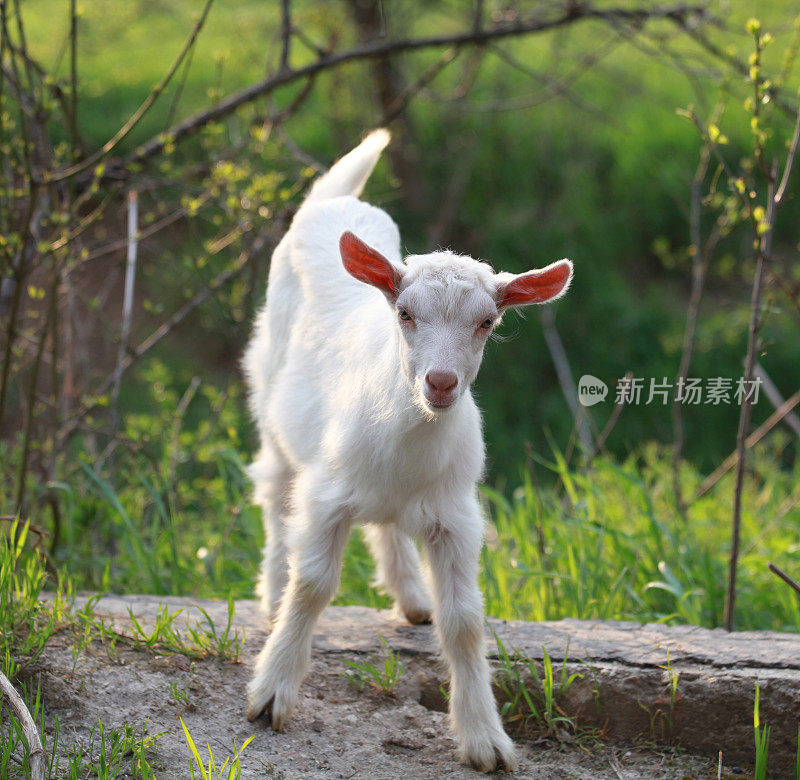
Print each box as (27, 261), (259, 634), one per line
(303, 129), (390, 205)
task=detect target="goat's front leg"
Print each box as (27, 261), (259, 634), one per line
(246, 474), (351, 729)
(424, 498), (517, 773)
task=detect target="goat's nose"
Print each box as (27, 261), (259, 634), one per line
(425, 370), (458, 393)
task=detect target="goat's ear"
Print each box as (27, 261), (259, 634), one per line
(340, 231), (402, 300)
(495, 259), (573, 309)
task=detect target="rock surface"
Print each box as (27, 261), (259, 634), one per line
(35, 594), (800, 777)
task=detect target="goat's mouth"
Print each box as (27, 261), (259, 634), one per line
(422, 390), (458, 411)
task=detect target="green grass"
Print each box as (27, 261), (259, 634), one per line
(60, 719), (164, 780)
(180, 718), (253, 780)
(480, 439), (800, 632)
(342, 635), (404, 695)
(0, 521), (254, 778)
(66, 595), (244, 664)
(170, 681), (190, 708)
(0, 676), (163, 780)
(493, 635), (585, 739)
(1, 692), (247, 780)
(0, 522), (71, 681)
(0, 679), (59, 780)
(749, 683), (800, 780)
(124, 597), (243, 662)
(754, 683), (771, 780)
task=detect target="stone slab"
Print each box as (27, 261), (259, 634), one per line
(65, 594), (800, 772)
(72, 593), (800, 669)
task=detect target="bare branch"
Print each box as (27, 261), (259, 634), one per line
(69, 0), (79, 157)
(108, 3), (707, 176)
(768, 561), (800, 599)
(674, 16), (800, 118)
(379, 47), (459, 125)
(696, 387), (800, 499)
(775, 102), (800, 205)
(724, 169), (777, 632)
(473, 0), (484, 34)
(574, 371), (632, 476)
(671, 123), (723, 514)
(280, 0), (292, 71)
(15, 257), (56, 513)
(539, 305), (594, 454)
(109, 190), (139, 436)
(487, 41), (623, 127)
(754, 363), (800, 440)
(45, 0), (214, 184)
(57, 224), (280, 445)
(0, 670), (45, 780)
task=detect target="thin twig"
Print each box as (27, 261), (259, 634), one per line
(488, 41), (622, 127)
(0, 670), (45, 780)
(57, 226), (277, 445)
(682, 110), (750, 216)
(68, 0), (79, 157)
(15, 257), (57, 513)
(583, 371), (631, 470)
(168, 376), (201, 494)
(754, 363), (800, 440)
(775, 101), (800, 205)
(280, 0), (291, 71)
(724, 169), (778, 632)
(0, 516), (50, 548)
(0, 258), (24, 432)
(108, 3), (707, 176)
(473, 0), (484, 33)
(44, 0), (215, 183)
(769, 268), (800, 321)
(767, 562), (800, 598)
(539, 305), (594, 454)
(696, 390), (800, 499)
(110, 190), (139, 426)
(379, 46), (460, 125)
(674, 17), (799, 118)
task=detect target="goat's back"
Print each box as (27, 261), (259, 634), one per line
(291, 195), (401, 316)
(244, 195), (400, 443)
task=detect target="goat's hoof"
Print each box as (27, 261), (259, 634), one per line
(246, 677), (296, 730)
(245, 697), (270, 723)
(402, 606), (432, 625)
(461, 730), (518, 773)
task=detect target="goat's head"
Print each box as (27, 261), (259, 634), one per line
(340, 231), (573, 415)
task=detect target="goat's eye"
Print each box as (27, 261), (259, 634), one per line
(479, 318), (494, 330)
(398, 309), (412, 322)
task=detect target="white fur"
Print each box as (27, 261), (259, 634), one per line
(243, 129), (573, 772)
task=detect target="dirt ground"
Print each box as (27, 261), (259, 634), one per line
(30, 631), (730, 780)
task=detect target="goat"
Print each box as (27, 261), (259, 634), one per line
(243, 129), (573, 772)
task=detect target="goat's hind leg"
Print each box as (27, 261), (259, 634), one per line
(247, 468), (352, 728)
(364, 523), (432, 624)
(249, 442), (293, 626)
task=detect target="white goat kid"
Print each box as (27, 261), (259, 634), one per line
(243, 129), (573, 772)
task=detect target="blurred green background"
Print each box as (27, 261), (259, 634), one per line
(4, 0), (799, 630)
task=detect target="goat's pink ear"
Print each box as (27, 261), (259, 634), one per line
(495, 259), (573, 309)
(340, 231), (402, 299)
